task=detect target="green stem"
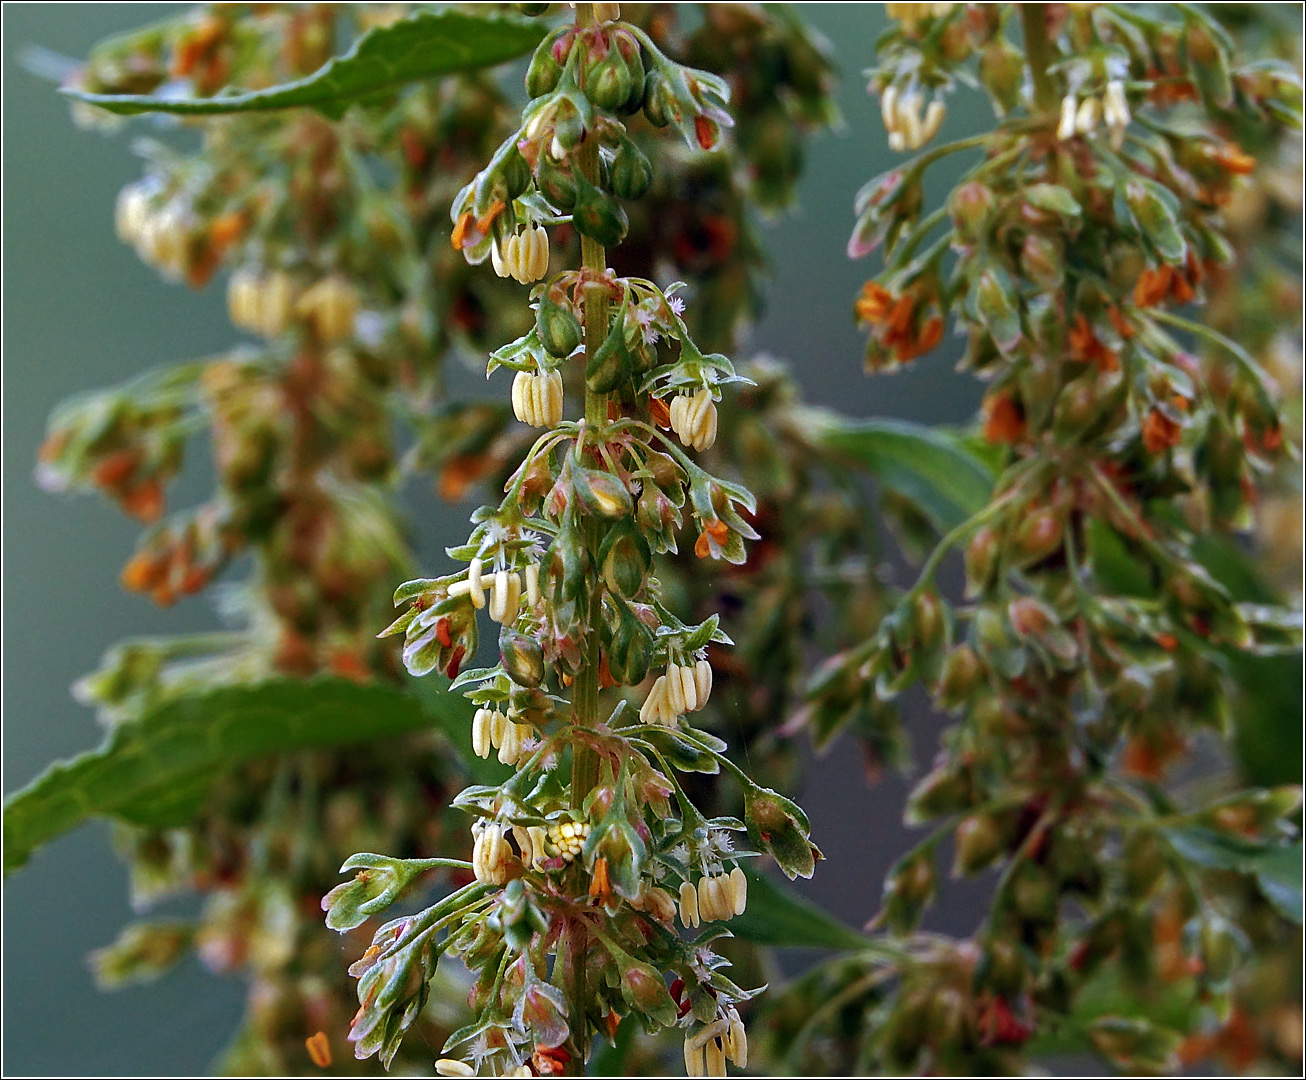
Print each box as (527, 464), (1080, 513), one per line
(1021, 5), (1059, 115)
(564, 6), (608, 1068)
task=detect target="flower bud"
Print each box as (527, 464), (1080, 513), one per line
(526, 29), (570, 98)
(500, 144), (532, 200)
(572, 175), (629, 247)
(954, 813), (1006, 876)
(906, 761), (971, 823)
(964, 525), (1001, 597)
(572, 465), (632, 519)
(586, 307), (634, 394)
(979, 38), (1024, 114)
(599, 520), (651, 597)
(620, 961), (678, 1026)
(500, 625), (545, 688)
(949, 181), (994, 244)
(609, 138), (653, 200)
(587, 43), (634, 113)
(536, 153), (578, 211)
(536, 294), (583, 358)
(1013, 508), (1062, 565)
(604, 598), (651, 685)
(938, 644), (983, 710)
(1020, 232), (1064, 290)
(643, 69), (677, 127)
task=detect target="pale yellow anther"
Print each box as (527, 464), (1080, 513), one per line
(679, 879), (700, 928)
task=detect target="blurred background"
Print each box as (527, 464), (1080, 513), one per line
(2, 4), (990, 1074)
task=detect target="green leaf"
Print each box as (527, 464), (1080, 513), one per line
(3, 677), (476, 876)
(1162, 827), (1303, 923)
(730, 867), (868, 951)
(1250, 843), (1303, 923)
(64, 11), (546, 120)
(819, 417), (995, 532)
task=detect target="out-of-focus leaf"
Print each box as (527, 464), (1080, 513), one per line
(3, 678), (475, 876)
(730, 867), (869, 951)
(65, 11), (546, 120)
(1162, 827), (1303, 923)
(818, 417), (995, 532)
(1249, 843), (1303, 922)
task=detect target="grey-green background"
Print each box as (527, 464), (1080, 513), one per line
(3, 4), (984, 1074)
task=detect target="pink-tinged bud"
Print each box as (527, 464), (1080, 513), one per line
(950, 181), (994, 243)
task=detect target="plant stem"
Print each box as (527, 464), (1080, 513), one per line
(564, 5), (608, 1068)
(1021, 5), (1059, 116)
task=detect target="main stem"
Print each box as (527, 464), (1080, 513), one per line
(1020, 4), (1058, 116)
(565, 4), (608, 1069)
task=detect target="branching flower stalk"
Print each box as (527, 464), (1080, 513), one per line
(783, 3), (1303, 1074)
(328, 5), (819, 1076)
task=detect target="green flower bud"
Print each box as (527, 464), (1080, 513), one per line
(609, 138), (653, 200)
(500, 144), (532, 201)
(587, 45), (634, 112)
(1020, 232), (1064, 290)
(976, 267), (1022, 353)
(605, 600), (652, 686)
(549, 518), (592, 604)
(620, 959), (678, 1026)
(949, 180), (994, 244)
(954, 813), (1006, 876)
(1053, 374), (1098, 440)
(322, 854), (419, 932)
(880, 850), (937, 934)
(1089, 1017), (1181, 1073)
(938, 644), (983, 711)
(527, 31), (571, 98)
(572, 175), (629, 247)
(905, 762), (972, 824)
(979, 38), (1024, 114)
(912, 590), (945, 649)
(1013, 508), (1063, 565)
(500, 625), (545, 688)
(585, 306), (634, 393)
(572, 465), (633, 519)
(498, 879), (551, 952)
(1010, 862), (1057, 924)
(599, 519), (651, 598)
(536, 294), (583, 358)
(964, 525), (1001, 598)
(1196, 914), (1246, 985)
(553, 100), (587, 153)
(536, 153), (578, 212)
(643, 69), (676, 127)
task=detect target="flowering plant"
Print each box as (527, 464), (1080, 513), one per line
(5, 3), (1301, 1077)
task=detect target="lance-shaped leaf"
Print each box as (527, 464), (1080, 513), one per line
(65, 11), (546, 120)
(3, 677), (477, 876)
(817, 416), (995, 532)
(729, 867), (869, 951)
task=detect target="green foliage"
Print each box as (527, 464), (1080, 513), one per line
(730, 868), (869, 952)
(3, 678), (473, 876)
(65, 10), (546, 119)
(818, 417), (995, 531)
